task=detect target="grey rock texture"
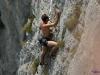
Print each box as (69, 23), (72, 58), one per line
(68, 0), (100, 75)
(0, 0), (100, 75)
(0, 0), (32, 75)
(18, 0), (100, 75)
(18, 0), (85, 75)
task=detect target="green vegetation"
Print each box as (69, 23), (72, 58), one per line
(31, 58), (39, 75)
(57, 40), (65, 48)
(73, 31), (82, 41)
(64, 5), (81, 31)
(20, 40), (27, 47)
(61, 4), (82, 42)
(70, 45), (78, 58)
(22, 19), (33, 33)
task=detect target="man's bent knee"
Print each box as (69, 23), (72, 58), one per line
(47, 41), (58, 47)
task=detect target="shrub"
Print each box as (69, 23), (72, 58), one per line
(31, 58), (39, 75)
(64, 5), (81, 31)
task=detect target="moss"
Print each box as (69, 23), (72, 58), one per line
(70, 46), (78, 58)
(57, 40), (65, 48)
(73, 31), (82, 41)
(20, 40), (26, 47)
(64, 5), (81, 31)
(65, 16), (78, 31)
(31, 58), (39, 75)
(22, 20), (33, 33)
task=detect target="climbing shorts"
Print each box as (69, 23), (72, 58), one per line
(38, 37), (48, 46)
(38, 33), (53, 47)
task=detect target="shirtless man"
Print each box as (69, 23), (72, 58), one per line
(39, 8), (61, 65)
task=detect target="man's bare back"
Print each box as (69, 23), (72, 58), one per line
(40, 21), (52, 37)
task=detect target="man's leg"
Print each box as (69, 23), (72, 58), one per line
(47, 41), (58, 46)
(40, 46), (47, 65)
(47, 41), (59, 56)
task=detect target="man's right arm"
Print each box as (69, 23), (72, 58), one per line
(42, 10), (61, 28)
(53, 10), (61, 26)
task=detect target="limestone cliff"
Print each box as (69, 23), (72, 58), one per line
(18, 0), (100, 75)
(0, 0), (100, 75)
(0, 0), (32, 75)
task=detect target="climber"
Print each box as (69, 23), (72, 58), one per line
(22, 14), (35, 44)
(39, 7), (61, 65)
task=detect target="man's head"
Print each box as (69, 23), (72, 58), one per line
(41, 14), (49, 23)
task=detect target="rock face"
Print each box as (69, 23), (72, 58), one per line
(68, 0), (100, 75)
(17, 0), (100, 75)
(0, 0), (100, 75)
(0, 0), (32, 75)
(18, 0), (100, 75)
(17, 0), (87, 75)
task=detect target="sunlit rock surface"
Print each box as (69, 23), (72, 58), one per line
(18, 0), (85, 75)
(18, 0), (100, 75)
(68, 0), (100, 75)
(0, 0), (100, 75)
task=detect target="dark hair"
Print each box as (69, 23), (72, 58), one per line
(41, 14), (49, 22)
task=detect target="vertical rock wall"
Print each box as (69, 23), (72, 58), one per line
(68, 0), (100, 75)
(0, 0), (32, 75)
(0, 0), (100, 75)
(18, 0), (100, 75)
